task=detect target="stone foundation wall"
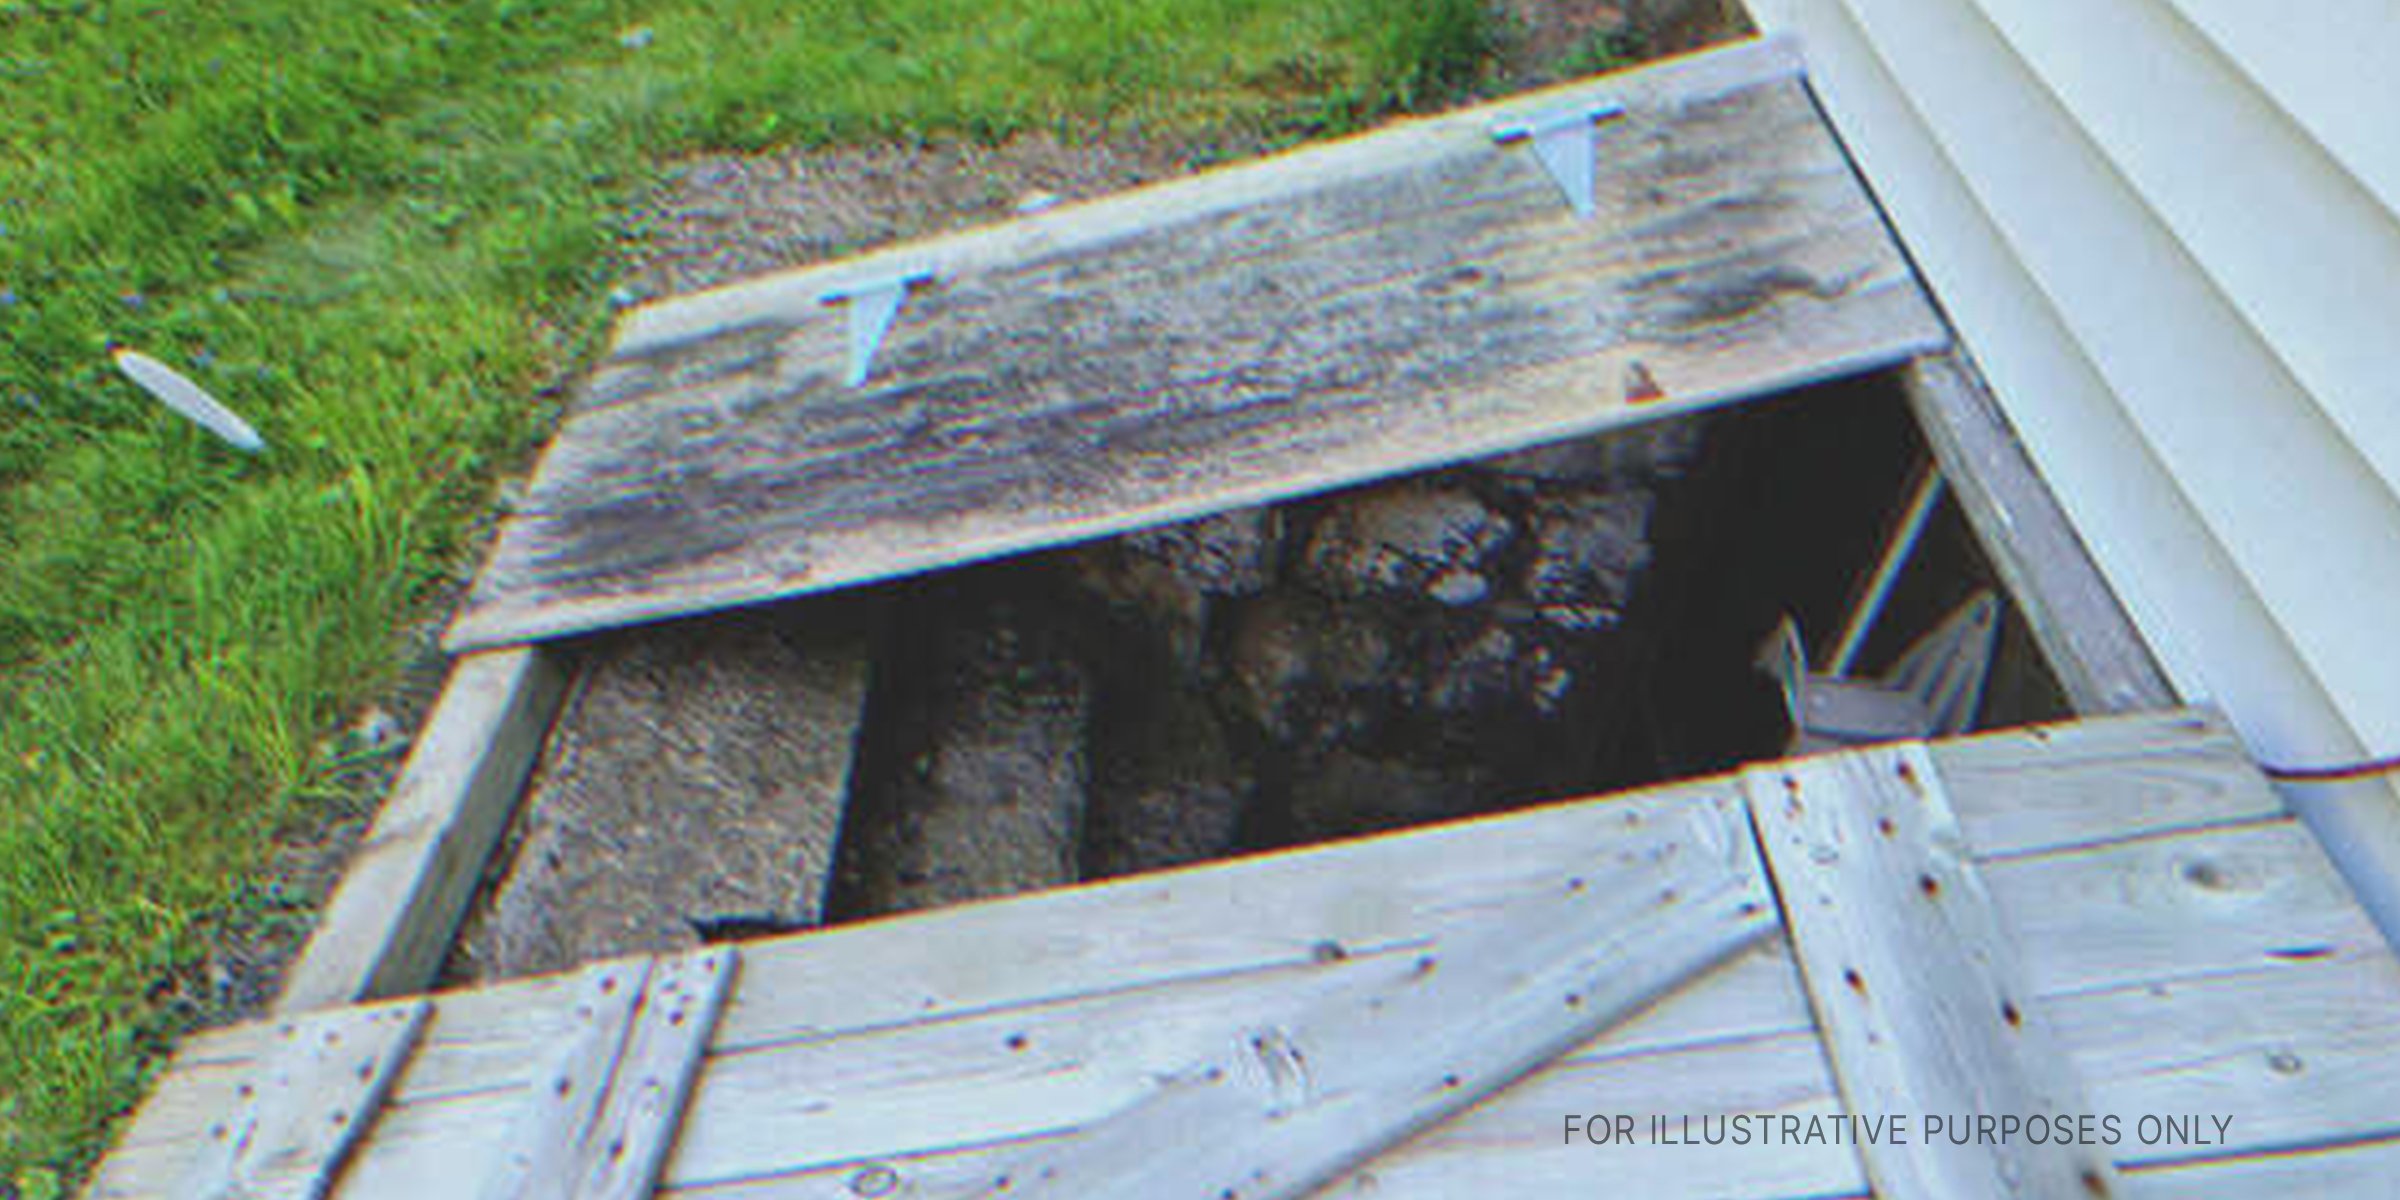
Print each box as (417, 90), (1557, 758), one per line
(832, 417), (1711, 918)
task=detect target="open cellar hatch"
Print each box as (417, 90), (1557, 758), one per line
(91, 33), (2400, 1200)
(443, 366), (2062, 977)
(401, 35), (1997, 974)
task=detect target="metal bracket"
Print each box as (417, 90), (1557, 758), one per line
(821, 267), (935, 387)
(1491, 99), (1625, 218)
(1757, 590), (2001, 754)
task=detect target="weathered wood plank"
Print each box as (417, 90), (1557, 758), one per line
(1984, 820), (2370, 997)
(1900, 351), (2175, 715)
(2129, 1134), (2400, 1197)
(970, 794), (1774, 1200)
(478, 960), (652, 1200)
(124, 830), (2372, 1198)
(474, 951), (735, 1200)
(608, 37), (1808, 358)
(101, 951), (2400, 1200)
(642, 955), (2400, 1200)
(100, 949), (2400, 1200)
(594, 824), (2381, 1191)
(96, 713), (2387, 1200)
(121, 711), (2290, 1090)
(174, 1001), (430, 1200)
(445, 38), (1942, 650)
(277, 648), (569, 1013)
(570, 948), (736, 1200)
(1745, 742), (2119, 1199)
(1928, 707), (2279, 857)
(1340, 954), (2400, 1200)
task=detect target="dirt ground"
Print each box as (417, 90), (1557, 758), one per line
(621, 0), (1748, 300)
(181, 0), (1753, 1017)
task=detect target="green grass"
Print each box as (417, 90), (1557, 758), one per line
(0, 0), (1491, 1189)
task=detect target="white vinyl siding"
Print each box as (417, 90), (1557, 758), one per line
(1742, 0), (2400, 938)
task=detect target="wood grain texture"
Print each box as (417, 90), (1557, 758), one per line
(478, 960), (652, 1200)
(633, 979), (2400, 1200)
(93, 713), (2400, 1200)
(966, 794), (1774, 1200)
(1926, 708), (2278, 858)
(277, 647), (569, 1013)
(478, 950), (735, 1200)
(570, 948), (736, 1200)
(642, 949), (2400, 1200)
(609, 38), (1809, 358)
(1746, 742), (2121, 1199)
(1901, 351), (2174, 716)
(445, 38), (1941, 650)
(174, 1001), (429, 1200)
(2128, 1133), (2400, 1197)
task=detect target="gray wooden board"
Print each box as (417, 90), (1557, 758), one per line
(968, 793), (1776, 1200)
(1900, 351), (2175, 716)
(1746, 742), (2121, 1199)
(1919, 708), (2267, 859)
(445, 37), (1944, 650)
(478, 960), (652, 1200)
(568, 948), (736, 1200)
(93, 712), (2400, 1200)
(655, 1075), (2400, 1200)
(276, 647), (569, 1013)
(129, 851), (2382, 1200)
(173, 1001), (430, 1200)
(479, 950), (736, 1200)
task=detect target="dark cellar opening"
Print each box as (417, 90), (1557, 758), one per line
(446, 366), (2074, 978)
(817, 367), (2068, 923)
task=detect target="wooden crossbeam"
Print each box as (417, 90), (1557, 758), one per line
(479, 948), (737, 1200)
(94, 712), (2400, 1200)
(967, 792), (1778, 1200)
(1899, 352), (2173, 715)
(277, 646), (569, 1013)
(478, 959), (652, 1200)
(1743, 742), (2124, 1199)
(176, 1001), (430, 1200)
(568, 949), (735, 1200)
(445, 36), (1942, 651)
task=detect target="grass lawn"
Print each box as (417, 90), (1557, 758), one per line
(0, 0), (1515, 1189)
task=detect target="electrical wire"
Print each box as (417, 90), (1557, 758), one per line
(2259, 753), (2400, 784)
